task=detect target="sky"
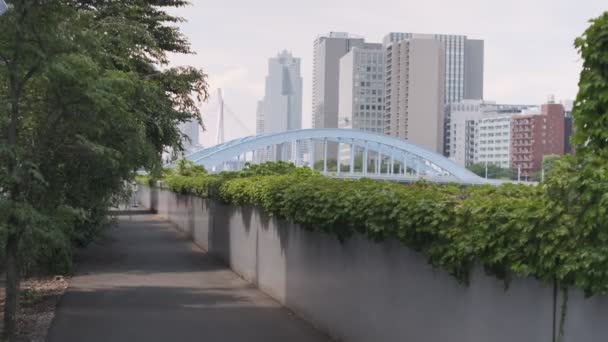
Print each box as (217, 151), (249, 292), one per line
(167, 0), (606, 146)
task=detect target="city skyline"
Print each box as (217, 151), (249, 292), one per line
(168, 0), (604, 145)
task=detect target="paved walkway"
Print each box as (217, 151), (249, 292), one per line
(47, 212), (329, 342)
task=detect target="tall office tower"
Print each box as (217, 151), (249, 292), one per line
(256, 50), (303, 161)
(338, 44), (385, 133)
(384, 32), (484, 155)
(384, 38), (446, 153)
(179, 119), (201, 154)
(258, 50), (302, 133)
(312, 33), (378, 161)
(313, 32), (370, 129)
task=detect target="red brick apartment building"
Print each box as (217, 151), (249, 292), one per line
(511, 103), (565, 180)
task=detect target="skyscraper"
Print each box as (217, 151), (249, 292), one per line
(312, 33), (384, 162)
(312, 32), (372, 130)
(384, 38), (446, 153)
(256, 51), (302, 161)
(179, 119), (201, 154)
(338, 44), (385, 133)
(257, 50), (302, 134)
(384, 32), (484, 155)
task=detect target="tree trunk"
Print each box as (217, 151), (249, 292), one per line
(2, 233), (20, 342)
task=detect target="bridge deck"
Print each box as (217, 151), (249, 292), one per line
(47, 213), (329, 342)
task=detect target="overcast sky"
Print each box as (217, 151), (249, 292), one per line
(168, 0), (606, 144)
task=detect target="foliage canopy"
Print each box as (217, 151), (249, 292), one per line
(0, 0), (208, 337)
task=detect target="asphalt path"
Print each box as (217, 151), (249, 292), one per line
(47, 212), (330, 342)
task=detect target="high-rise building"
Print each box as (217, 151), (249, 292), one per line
(384, 32), (484, 155)
(312, 33), (378, 161)
(313, 33), (373, 130)
(256, 51), (302, 161)
(257, 50), (302, 133)
(338, 44), (385, 133)
(511, 99), (566, 180)
(384, 33), (483, 104)
(179, 119), (201, 154)
(384, 37), (446, 153)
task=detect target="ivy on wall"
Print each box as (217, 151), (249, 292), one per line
(154, 161), (608, 299)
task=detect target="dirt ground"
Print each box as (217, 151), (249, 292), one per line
(0, 276), (68, 342)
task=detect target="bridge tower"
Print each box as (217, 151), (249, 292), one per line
(216, 88), (225, 145)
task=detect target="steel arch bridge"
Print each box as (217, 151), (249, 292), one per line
(183, 129), (488, 184)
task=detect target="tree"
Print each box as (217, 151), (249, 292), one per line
(467, 163), (516, 180)
(541, 12), (608, 341)
(0, 1), (207, 339)
(531, 154), (561, 181)
(571, 12), (608, 158)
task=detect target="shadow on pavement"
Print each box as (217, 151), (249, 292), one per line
(47, 285), (328, 342)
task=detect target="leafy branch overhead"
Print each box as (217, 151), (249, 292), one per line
(0, 0), (208, 338)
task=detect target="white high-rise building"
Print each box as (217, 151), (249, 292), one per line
(475, 115), (513, 168)
(384, 37), (446, 153)
(256, 51), (303, 161)
(384, 32), (484, 155)
(338, 44), (385, 133)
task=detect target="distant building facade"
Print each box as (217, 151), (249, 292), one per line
(384, 32), (484, 155)
(338, 45), (385, 133)
(257, 50), (302, 134)
(256, 51), (303, 161)
(312, 32), (379, 161)
(384, 37), (446, 153)
(449, 100), (535, 167)
(475, 115), (513, 169)
(179, 119), (202, 154)
(511, 100), (566, 180)
(312, 32), (377, 130)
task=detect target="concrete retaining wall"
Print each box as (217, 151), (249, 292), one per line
(139, 185), (608, 342)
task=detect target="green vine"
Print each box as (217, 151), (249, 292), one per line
(148, 161), (608, 298)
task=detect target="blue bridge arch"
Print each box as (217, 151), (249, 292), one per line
(183, 129), (486, 184)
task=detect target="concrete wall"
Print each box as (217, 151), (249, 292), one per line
(139, 185), (608, 342)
